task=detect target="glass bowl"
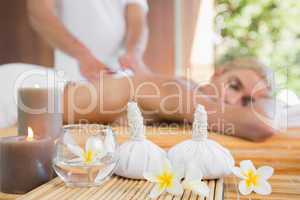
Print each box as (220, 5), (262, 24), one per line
(53, 124), (118, 187)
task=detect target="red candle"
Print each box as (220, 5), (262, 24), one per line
(0, 127), (54, 194)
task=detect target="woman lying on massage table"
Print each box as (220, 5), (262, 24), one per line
(63, 58), (275, 141)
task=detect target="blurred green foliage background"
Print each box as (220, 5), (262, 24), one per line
(215, 0), (300, 95)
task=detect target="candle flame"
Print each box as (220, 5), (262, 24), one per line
(27, 127), (34, 141)
(34, 84), (40, 88)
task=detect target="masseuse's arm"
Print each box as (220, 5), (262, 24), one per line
(119, 4), (148, 71)
(27, 0), (107, 80)
(63, 73), (275, 142)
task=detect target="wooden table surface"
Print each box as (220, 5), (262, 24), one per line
(0, 126), (299, 200)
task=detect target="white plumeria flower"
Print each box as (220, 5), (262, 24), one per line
(182, 163), (210, 197)
(143, 158), (184, 199)
(233, 160), (273, 195)
(66, 135), (106, 164)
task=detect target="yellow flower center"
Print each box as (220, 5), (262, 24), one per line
(83, 150), (94, 164)
(245, 170), (259, 188)
(157, 171), (174, 190)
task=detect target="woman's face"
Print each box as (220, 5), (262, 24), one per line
(207, 68), (270, 107)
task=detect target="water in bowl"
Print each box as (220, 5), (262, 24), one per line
(53, 154), (117, 187)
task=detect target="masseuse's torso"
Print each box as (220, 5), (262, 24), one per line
(55, 0), (148, 81)
(59, 0), (126, 62)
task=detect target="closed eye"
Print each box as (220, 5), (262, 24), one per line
(228, 78), (242, 91)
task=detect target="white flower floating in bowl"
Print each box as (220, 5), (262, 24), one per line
(233, 160), (274, 195)
(66, 136), (107, 164)
(53, 125), (118, 187)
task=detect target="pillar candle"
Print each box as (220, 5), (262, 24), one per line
(0, 128), (54, 194)
(18, 86), (62, 138)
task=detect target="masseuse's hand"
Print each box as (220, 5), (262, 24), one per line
(119, 51), (140, 70)
(78, 52), (109, 81)
(120, 51), (154, 78)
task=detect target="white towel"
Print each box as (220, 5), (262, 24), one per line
(256, 98), (300, 131)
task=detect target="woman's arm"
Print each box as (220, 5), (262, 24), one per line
(134, 76), (275, 141)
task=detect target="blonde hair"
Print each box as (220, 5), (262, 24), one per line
(217, 58), (274, 91)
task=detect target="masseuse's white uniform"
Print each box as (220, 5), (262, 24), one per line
(55, 0), (148, 81)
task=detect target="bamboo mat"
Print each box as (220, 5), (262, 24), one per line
(16, 176), (223, 200)
(1, 126), (300, 200)
(224, 175), (300, 200)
